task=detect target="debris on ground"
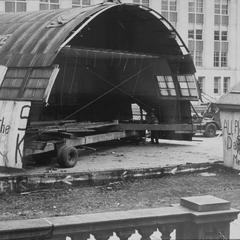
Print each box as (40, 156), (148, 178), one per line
(61, 175), (73, 185)
(169, 167), (178, 175)
(20, 189), (50, 195)
(199, 172), (217, 177)
(45, 168), (58, 173)
(121, 171), (128, 179)
(105, 181), (125, 191)
(1, 167), (240, 221)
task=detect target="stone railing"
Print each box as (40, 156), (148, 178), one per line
(0, 195), (239, 240)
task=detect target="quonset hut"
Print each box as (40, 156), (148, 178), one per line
(0, 2), (199, 168)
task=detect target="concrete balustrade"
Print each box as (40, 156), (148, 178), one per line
(0, 195), (238, 240)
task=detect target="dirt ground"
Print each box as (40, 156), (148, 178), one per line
(1, 165), (240, 221)
(23, 135), (223, 176)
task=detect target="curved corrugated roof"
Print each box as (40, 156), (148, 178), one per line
(0, 2), (190, 68)
(0, 3), (115, 67)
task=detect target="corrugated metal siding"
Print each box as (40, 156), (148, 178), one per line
(0, 4), (112, 67)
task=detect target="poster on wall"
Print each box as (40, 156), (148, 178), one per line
(0, 100), (31, 169)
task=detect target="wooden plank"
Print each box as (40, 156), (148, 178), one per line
(84, 121), (119, 129)
(27, 121), (118, 134)
(30, 120), (76, 127)
(65, 131), (130, 147)
(114, 123), (193, 132)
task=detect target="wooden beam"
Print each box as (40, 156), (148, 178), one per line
(114, 123), (193, 132)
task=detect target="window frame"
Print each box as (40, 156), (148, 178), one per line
(195, 50), (203, 66)
(214, 31), (220, 41)
(221, 52), (227, 67)
(157, 75), (177, 97)
(197, 76), (205, 93)
(196, 29), (202, 40)
(188, 29), (203, 67)
(72, 0), (91, 7)
(223, 77), (230, 93)
(5, 0), (27, 13)
(161, 0), (177, 26)
(196, 0), (203, 13)
(214, 76), (221, 94)
(214, 30), (228, 67)
(188, 0), (204, 24)
(214, 51), (220, 67)
(214, 0), (229, 26)
(0, 67), (59, 102)
(133, 0), (149, 7)
(39, 0), (60, 11)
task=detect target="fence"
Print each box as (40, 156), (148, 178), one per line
(0, 195), (239, 240)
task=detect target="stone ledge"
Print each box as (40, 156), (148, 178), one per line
(180, 195), (231, 212)
(0, 218), (53, 240)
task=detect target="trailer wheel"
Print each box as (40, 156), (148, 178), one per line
(57, 145), (78, 168)
(204, 123), (217, 137)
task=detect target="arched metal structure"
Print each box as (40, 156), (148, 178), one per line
(0, 2), (198, 121)
(0, 2), (200, 168)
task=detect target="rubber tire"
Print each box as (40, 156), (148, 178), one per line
(57, 145), (78, 168)
(204, 123), (217, 138)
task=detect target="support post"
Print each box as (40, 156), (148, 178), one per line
(176, 195), (239, 240)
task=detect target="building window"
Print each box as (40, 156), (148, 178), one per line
(223, 77), (230, 93)
(214, 30), (227, 41)
(214, 0), (229, 26)
(188, 0), (204, 24)
(222, 0), (228, 14)
(214, 77), (221, 94)
(198, 76), (205, 92)
(196, 0), (203, 13)
(5, 0), (26, 12)
(214, 51), (220, 67)
(188, 29), (203, 67)
(221, 52), (227, 67)
(133, 0), (149, 7)
(40, 0), (59, 10)
(161, 0), (177, 26)
(177, 75), (198, 97)
(196, 29), (202, 40)
(195, 51), (202, 66)
(188, 30), (194, 39)
(169, 0), (176, 11)
(188, 13), (204, 24)
(214, 0), (221, 14)
(157, 76), (176, 96)
(214, 30), (228, 67)
(188, 0), (195, 12)
(0, 68), (55, 101)
(72, 0), (91, 7)
(189, 0), (203, 13)
(214, 31), (220, 40)
(221, 30), (228, 41)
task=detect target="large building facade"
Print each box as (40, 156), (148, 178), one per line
(0, 0), (239, 100)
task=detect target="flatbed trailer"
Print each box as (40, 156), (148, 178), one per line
(24, 120), (194, 167)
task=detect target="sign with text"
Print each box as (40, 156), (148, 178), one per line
(221, 111), (240, 170)
(0, 100), (31, 168)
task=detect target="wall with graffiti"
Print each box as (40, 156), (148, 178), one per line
(221, 111), (240, 170)
(0, 100), (31, 168)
